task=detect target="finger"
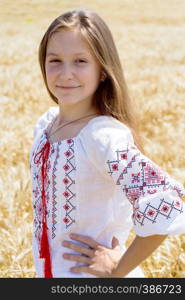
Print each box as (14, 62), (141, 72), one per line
(70, 233), (100, 249)
(62, 240), (94, 257)
(111, 236), (119, 248)
(70, 265), (98, 276)
(63, 253), (91, 264)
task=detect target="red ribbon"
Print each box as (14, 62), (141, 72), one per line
(34, 141), (53, 278)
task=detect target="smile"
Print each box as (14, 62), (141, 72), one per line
(57, 86), (80, 90)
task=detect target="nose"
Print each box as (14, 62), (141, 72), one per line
(59, 63), (74, 80)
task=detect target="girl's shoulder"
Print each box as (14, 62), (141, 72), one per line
(81, 114), (133, 137)
(79, 115), (134, 146)
(33, 106), (59, 138)
(77, 115), (135, 172)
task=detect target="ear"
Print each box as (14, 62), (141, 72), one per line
(100, 71), (106, 82)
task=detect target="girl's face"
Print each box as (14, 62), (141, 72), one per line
(45, 29), (102, 107)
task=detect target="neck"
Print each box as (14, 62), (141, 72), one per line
(57, 102), (100, 124)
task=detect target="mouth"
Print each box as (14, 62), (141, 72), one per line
(57, 86), (80, 90)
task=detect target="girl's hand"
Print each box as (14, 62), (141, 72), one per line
(62, 233), (122, 277)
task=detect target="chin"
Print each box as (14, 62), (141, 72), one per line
(57, 98), (83, 105)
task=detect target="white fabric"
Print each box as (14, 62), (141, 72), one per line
(30, 106), (185, 278)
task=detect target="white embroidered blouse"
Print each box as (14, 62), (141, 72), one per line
(29, 106), (185, 278)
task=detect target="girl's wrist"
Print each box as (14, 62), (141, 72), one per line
(111, 269), (125, 278)
(110, 262), (126, 278)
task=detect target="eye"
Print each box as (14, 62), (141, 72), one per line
(75, 59), (87, 64)
(49, 59), (61, 63)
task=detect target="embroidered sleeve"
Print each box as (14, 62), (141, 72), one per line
(106, 134), (185, 237)
(80, 117), (185, 237)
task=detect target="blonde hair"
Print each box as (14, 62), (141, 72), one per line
(38, 8), (144, 152)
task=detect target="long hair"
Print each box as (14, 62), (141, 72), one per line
(38, 8), (145, 153)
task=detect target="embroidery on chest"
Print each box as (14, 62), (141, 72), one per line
(32, 155), (51, 243)
(32, 138), (76, 242)
(61, 139), (76, 230)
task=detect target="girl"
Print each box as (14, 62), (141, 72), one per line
(30, 8), (185, 278)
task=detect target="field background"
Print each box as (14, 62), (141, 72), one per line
(0, 0), (185, 278)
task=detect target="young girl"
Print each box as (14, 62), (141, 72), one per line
(30, 8), (185, 278)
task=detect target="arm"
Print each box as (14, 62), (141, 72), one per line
(62, 233), (167, 277)
(112, 234), (167, 277)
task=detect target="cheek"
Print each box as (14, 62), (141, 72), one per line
(45, 66), (58, 81)
(45, 67), (51, 82)
(81, 66), (100, 84)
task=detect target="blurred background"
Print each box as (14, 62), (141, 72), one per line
(0, 0), (185, 277)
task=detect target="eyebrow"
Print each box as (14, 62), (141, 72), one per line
(46, 52), (87, 57)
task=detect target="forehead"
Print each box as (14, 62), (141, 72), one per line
(46, 29), (92, 56)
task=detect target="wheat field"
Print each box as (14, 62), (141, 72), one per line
(0, 0), (185, 278)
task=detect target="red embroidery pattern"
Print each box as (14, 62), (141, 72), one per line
(133, 197), (183, 227)
(32, 133), (77, 241)
(107, 145), (184, 227)
(51, 142), (61, 239)
(62, 139), (76, 228)
(32, 143), (51, 243)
